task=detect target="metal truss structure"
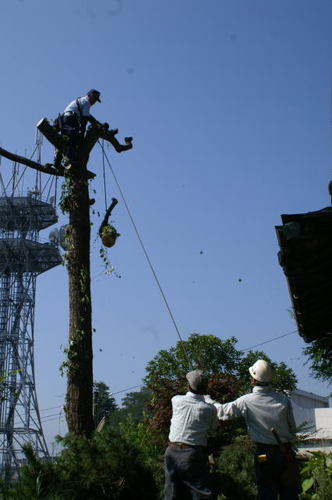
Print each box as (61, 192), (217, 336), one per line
(0, 191), (61, 481)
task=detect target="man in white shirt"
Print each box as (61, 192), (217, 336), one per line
(54, 89), (101, 168)
(165, 369), (218, 500)
(206, 360), (300, 500)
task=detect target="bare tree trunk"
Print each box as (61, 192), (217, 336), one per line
(1, 121), (133, 437)
(65, 164), (94, 436)
(59, 126), (132, 436)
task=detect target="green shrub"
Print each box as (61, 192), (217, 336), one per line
(55, 429), (158, 499)
(2, 429), (159, 500)
(118, 417), (165, 499)
(299, 451), (332, 500)
(214, 436), (257, 499)
(0, 444), (60, 499)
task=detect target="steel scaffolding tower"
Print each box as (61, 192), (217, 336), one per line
(0, 191), (62, 481)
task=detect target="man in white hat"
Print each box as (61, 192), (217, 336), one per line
(164, 369), (218, 499)
(205, 360), (299, 500)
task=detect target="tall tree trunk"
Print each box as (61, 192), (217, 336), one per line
(66, 163), (93, 436)
(1, 121), (133, 438)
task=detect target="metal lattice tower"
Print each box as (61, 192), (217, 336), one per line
(0, 151), (62, 481)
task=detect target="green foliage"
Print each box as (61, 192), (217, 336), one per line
(60, 328), (86, 376)
(145, 334), (297, 394)
(118, 418), (165, 498)
(0, 444), (60, 499)
(144, 334), (241, 387)
(99, 246), (116, 275)
(303, 338), (332, 383)
(299, 451), (332, 499)
(101, 224), (120, 240)
(59, 177), (74, 214)
(214, 437), (257, 499)
(109, 387), (152, 428)
(93, 381), (117, 428)
(143, 334), (297, 455)
(3, 430), (158, 500)
(145, 373), (246, 451)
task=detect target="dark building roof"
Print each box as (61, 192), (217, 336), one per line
(276, 207), (332, 343)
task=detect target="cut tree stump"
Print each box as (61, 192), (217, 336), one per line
(36, 118), (66, 150)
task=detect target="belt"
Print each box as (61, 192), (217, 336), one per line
(255, 442), (291, 451)
(168, 442), (206, 450)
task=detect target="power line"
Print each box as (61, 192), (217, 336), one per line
(42, 416), (66, 424)
(37, 327), (301, 427)
(111, 384), (143, 396)
(109, 330), (300, 396)
(35, 331), (300, 416)
(40, 412), (62, 421)
(31, 405), (63, 414)
(241, 330), (298, 352)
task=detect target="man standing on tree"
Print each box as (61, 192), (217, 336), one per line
(205, 360), (300, 500)
(54, 89), (102, 168)
(165, 369), (218, 500)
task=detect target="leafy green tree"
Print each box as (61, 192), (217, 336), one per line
(121, 387), (152, 420)
(145, 334), (297, 392)
(93, 381), (117, 428)
(144, 334), (241, 387)
(109, 387), (152, 428)
(303, 338), (332, 383)
(144, 334), (297, 446)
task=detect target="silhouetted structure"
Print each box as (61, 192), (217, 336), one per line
(276, 207), (332, 342)
(0, 185), (61, 481)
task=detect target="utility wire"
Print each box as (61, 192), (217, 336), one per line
(32, 405), (63, 413)
(98, 141), (192, 370)
(38, 329), (299, 417)
(111, 384), (143, 396)
(40, 412), (61, 420)
(241, 330), (298, 352)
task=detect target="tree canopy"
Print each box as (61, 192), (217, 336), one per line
(109, 387), (152, 428)
(142, 333), (298, 444)
(93, 381), (117, 428)
(144, 334), (241, 385)
(144, 333), (297, 394)
(303, 338), (332, 383)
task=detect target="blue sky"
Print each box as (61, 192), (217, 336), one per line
(1, 0), (332, 448)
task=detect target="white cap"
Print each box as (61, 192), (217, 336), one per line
(249, 359), (273, 383)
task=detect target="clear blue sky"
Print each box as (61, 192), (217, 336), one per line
(1, 0), (332, 448)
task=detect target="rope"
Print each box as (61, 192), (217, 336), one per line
(98, 141), (192, 370)
(102, 139), (108, 211)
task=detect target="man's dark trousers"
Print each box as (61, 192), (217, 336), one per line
(164, 446), (216, 500)
(255, 445), (300, 500)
